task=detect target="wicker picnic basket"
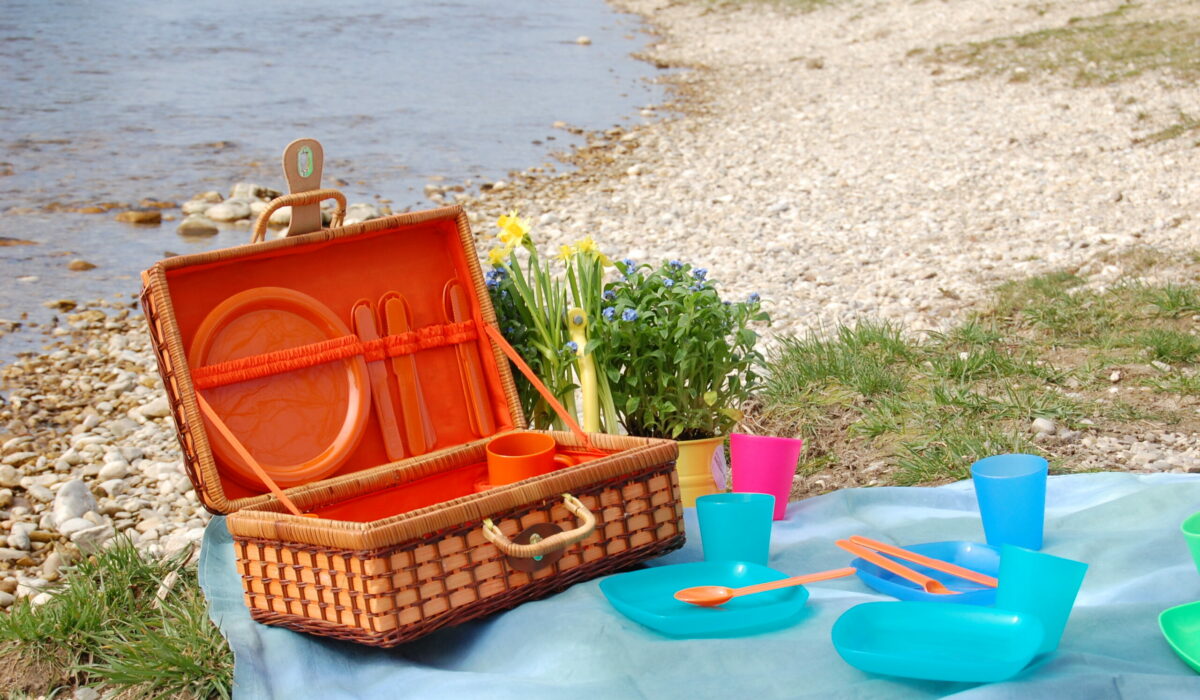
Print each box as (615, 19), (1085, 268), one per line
(139, 191), (685, 647)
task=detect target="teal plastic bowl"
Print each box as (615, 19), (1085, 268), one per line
(599, 561), (810, 638)
(832, 601), (1044, 682)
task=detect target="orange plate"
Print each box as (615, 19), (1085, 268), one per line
(188, 287), (370, 490)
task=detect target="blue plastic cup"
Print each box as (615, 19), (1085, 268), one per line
(696, 493), (774, 565)
(970, 454), (1048, 550)
(995, 545), (1088, 655)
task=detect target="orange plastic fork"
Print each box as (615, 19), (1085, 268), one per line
(835, 539), (960, 595)
(848, 536), (998, 588)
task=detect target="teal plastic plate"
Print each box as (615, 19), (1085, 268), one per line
(832, 601), (1043, 682)
(599, 561), (810, 638)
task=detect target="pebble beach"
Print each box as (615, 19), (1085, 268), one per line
(3, 0), (1200, 604)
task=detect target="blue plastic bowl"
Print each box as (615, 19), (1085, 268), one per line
(832, 601), (1044, 682)
(599, 561), (810, 638)
(852, 540), (1000, 605)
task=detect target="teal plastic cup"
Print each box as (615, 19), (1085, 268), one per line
(970, 454), (1048, 550)
(995, 545), (1088, 655)
(1181, 512), (1200, 576)
(696, 493), (774, 565)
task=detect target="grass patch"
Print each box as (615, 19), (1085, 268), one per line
(757, 269), (1200, 488)
(0, 538), (233, 698)
(1135, 112), (1200, 145)
(922, 3), (1200, 86)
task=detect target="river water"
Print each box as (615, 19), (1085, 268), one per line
(0, 0), (662, 358)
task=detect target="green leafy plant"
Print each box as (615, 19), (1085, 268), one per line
(597, 259), (769, 440)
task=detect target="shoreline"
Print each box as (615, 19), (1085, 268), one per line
(2, 0), (1200, 603)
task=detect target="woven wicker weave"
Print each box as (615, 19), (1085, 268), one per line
(140, 198), (685, 646)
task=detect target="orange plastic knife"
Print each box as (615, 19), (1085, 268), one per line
(382, 292), (436, 455)
(444, 279), (495, 437)
(352, 300), (406, 461)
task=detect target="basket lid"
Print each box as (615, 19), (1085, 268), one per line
(140, 202), (526, 514)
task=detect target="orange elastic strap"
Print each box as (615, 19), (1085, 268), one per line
(192, 320), (477, 390)
(195, 393), (308, 517)
(482, 324), (597, 452)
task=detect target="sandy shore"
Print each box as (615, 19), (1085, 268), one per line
(2, 0), (1200, 600)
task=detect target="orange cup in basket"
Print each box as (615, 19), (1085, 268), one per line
(486, 432), (578, 486)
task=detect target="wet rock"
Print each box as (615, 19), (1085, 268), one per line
(115, 209), (163, 224)
(343, 202), (381, 225)
(44, 299), (77, 311)
(53, 479), (96, 527)
(139, 199), (178, 209)
(0, 237), (36, 246)
(230, 182), (281, 201)
(206, 199), (252, 222)
(177, 214), (219, 237)
(575, 35), (592, 45)
(181, 199), (212, 215)
(268, 206), (292, 226)
(67, 259), (97, 271)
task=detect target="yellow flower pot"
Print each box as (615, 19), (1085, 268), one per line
(675, 435), (724, 508)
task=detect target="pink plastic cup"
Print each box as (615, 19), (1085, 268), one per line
(730, 433), (804, 520)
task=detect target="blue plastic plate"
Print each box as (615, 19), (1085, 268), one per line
(852, 540), (1000, 605)
(599, 561), (810, 638)
(832, 601), (1043, 682)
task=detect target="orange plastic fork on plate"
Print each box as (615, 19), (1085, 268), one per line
(835, 539), (961, 595)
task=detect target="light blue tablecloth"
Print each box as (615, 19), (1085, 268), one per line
(199, 472), (1200, 698)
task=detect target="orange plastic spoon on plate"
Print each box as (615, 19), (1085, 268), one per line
(836, 539), (961, 595)
(675, 566), (857, 607)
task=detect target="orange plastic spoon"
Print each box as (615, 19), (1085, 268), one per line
(675, 566), (857, 607)
(836, 539), (961, 595)
(848, 535), (998, 588)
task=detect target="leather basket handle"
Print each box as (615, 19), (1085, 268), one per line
(251, 188), (347, 243)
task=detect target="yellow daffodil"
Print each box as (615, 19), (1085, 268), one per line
(556, 244), (574, 262)
(497, 210), (529, 246)
(575, 236), (598, 255)
(488, 245), (512, 266)
(597, 252), (614, 267)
